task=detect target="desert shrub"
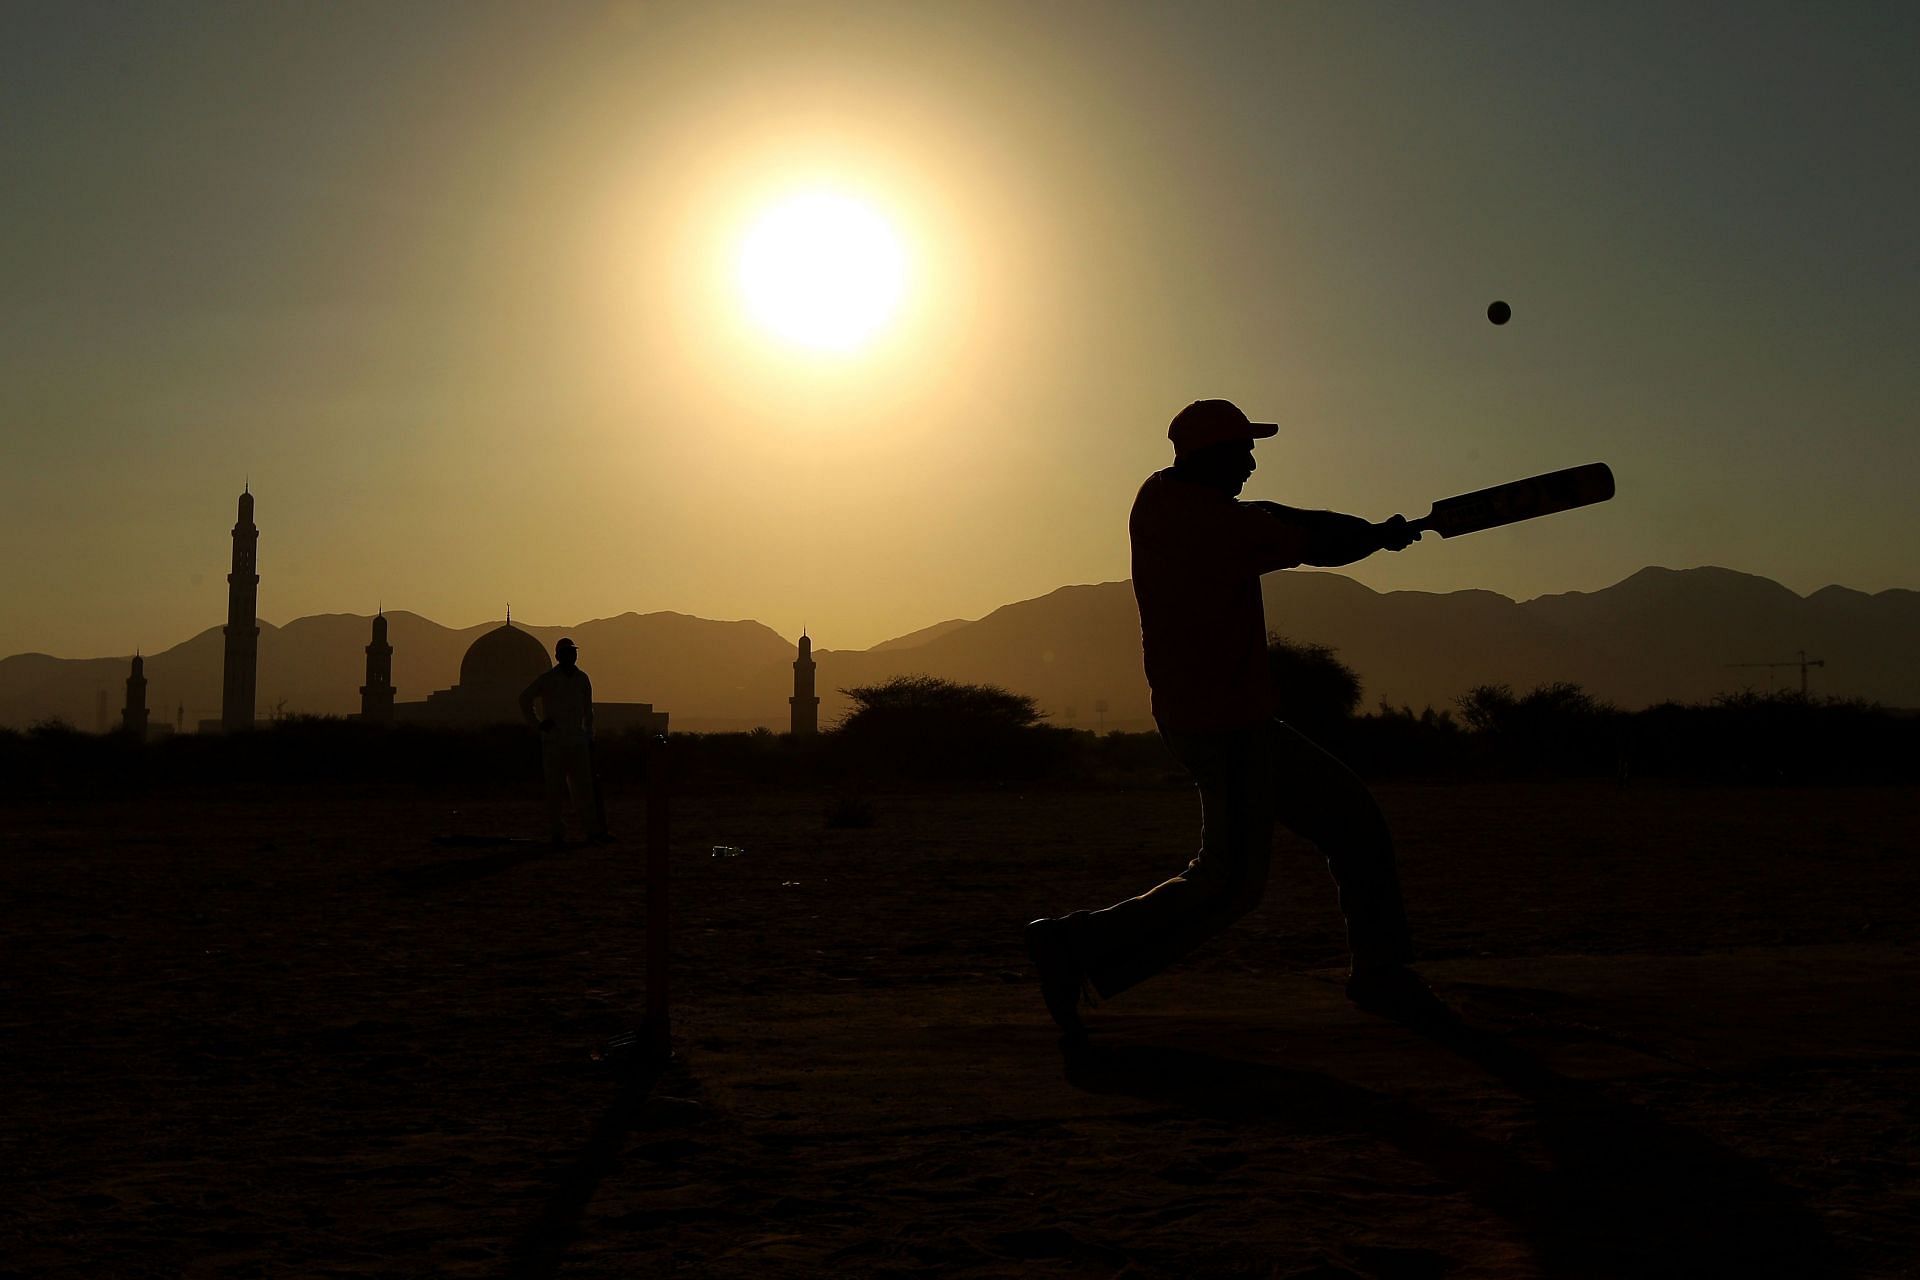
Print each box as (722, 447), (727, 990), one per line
(1628, 692), (1919, 784)
(1346, 703), (1469, 778)
(1, 717), (145, 800)
(1456, 682), (1621, 777)
(1267, 634), (1363, 741)
(1457, 684), (1516, 735)
(837, 675), (1044, 731)
(1436, 686), (1920, 783)
(830, 674), (1071, 781)
(6, 685), (1912, 796)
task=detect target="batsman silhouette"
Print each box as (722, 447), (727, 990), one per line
(1026, 399), (1434, 1034)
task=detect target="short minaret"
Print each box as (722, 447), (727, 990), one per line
(789, 629), (819, 736)
(360, 609), (396, 724)
(220, 485), (260, 732)
(122, 653), (149, 739)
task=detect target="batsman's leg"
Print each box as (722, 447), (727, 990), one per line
(1264, 721), (1414, 975)
(1073, 725), (1275, 999)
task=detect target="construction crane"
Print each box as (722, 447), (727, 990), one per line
(1726, 649), (1826, 696)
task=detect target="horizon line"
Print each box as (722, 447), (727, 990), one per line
(6, 562), (1915, 665)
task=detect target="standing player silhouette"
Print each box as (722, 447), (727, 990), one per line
(520, 637), (610, 847)
(1027, 399), (1432, 1034)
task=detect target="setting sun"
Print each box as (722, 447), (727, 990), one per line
(737, 190), (908, 353)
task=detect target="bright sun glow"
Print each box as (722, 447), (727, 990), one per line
(737, 191), (908, 353)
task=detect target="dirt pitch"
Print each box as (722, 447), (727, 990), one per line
(4, 780), (1917, 1278)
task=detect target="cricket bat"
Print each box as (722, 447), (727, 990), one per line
(1406, 462), (1615, 539)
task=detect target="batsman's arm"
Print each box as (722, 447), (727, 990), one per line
(1226, 500), (1312, 571)
(1247, 502), (1419, 565)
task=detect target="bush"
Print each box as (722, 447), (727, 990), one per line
(1346, 702), (1468, 778)
(5, 683), (1913, 796)
(1628, 691), (1918, 785)
(1267, 634), (1362, 741)
(1456, 682), (1621, 777)
(831, 674), (1070, 781)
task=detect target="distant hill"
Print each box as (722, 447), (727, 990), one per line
(863, 618), (975, 652)
(810, 567), (1919, 731)
(814, 584), (1145, 730)
(5, 568), (1916, 732)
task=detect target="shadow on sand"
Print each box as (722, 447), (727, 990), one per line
(508, 1051), (667, 1280)
(1062, 1003), (1843, 1279)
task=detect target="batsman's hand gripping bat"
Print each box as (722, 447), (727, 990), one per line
(1400, 462), (1615, 540)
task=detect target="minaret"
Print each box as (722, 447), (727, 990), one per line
(122, 653), (149, 739)
(360, 609), (396, 724)
(220, 485), (260, 732)
(789, 629), (819, 736)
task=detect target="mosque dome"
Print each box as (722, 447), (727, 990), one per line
(458, 623), (551, 691)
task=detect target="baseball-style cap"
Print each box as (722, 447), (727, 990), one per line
(1168, 399), (1278, 456)
(555, 637), (578, 655)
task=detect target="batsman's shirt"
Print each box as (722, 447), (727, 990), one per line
(1130, 468), (1311, 733)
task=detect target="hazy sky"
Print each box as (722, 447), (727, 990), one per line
(4, 1), (1915, 658)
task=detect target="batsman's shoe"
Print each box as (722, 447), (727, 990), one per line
(1346, 965), (1449, 1027)
(1024, 917), (1088, 1036)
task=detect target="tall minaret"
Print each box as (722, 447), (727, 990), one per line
(360, 609), (396, 724)
(220, 485), (260, 732)
(789, 629), (819, 736)
(121, 654), (148, 738)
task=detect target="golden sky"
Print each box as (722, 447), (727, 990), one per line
(3, 3), (1915, 657)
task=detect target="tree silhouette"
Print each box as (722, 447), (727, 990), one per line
(834, 675), (1057, 780)
(1266, 633), (1362, 738)
(837, 674), (1044, 731)
(1458, 682), (1618, 776)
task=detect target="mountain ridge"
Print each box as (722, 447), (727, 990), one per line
(5, 566), (1916, 732)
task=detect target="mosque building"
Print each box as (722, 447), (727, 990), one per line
(359, 610), (395, 724)
(194, 487), (667, 735)
(221, 485), (260, 731)
(790, 630), (818, 736)
(197, 485), (265, 733)
(364, 611), (668, 734)
(197, 485), (266, 736)
(122, 653), (148, 738)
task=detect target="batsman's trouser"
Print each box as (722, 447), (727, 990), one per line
(1071, 718), (1415, 999)
(543, 737), (603, 840)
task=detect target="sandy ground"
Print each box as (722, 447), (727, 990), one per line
(3, 779), (1917, 1278)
